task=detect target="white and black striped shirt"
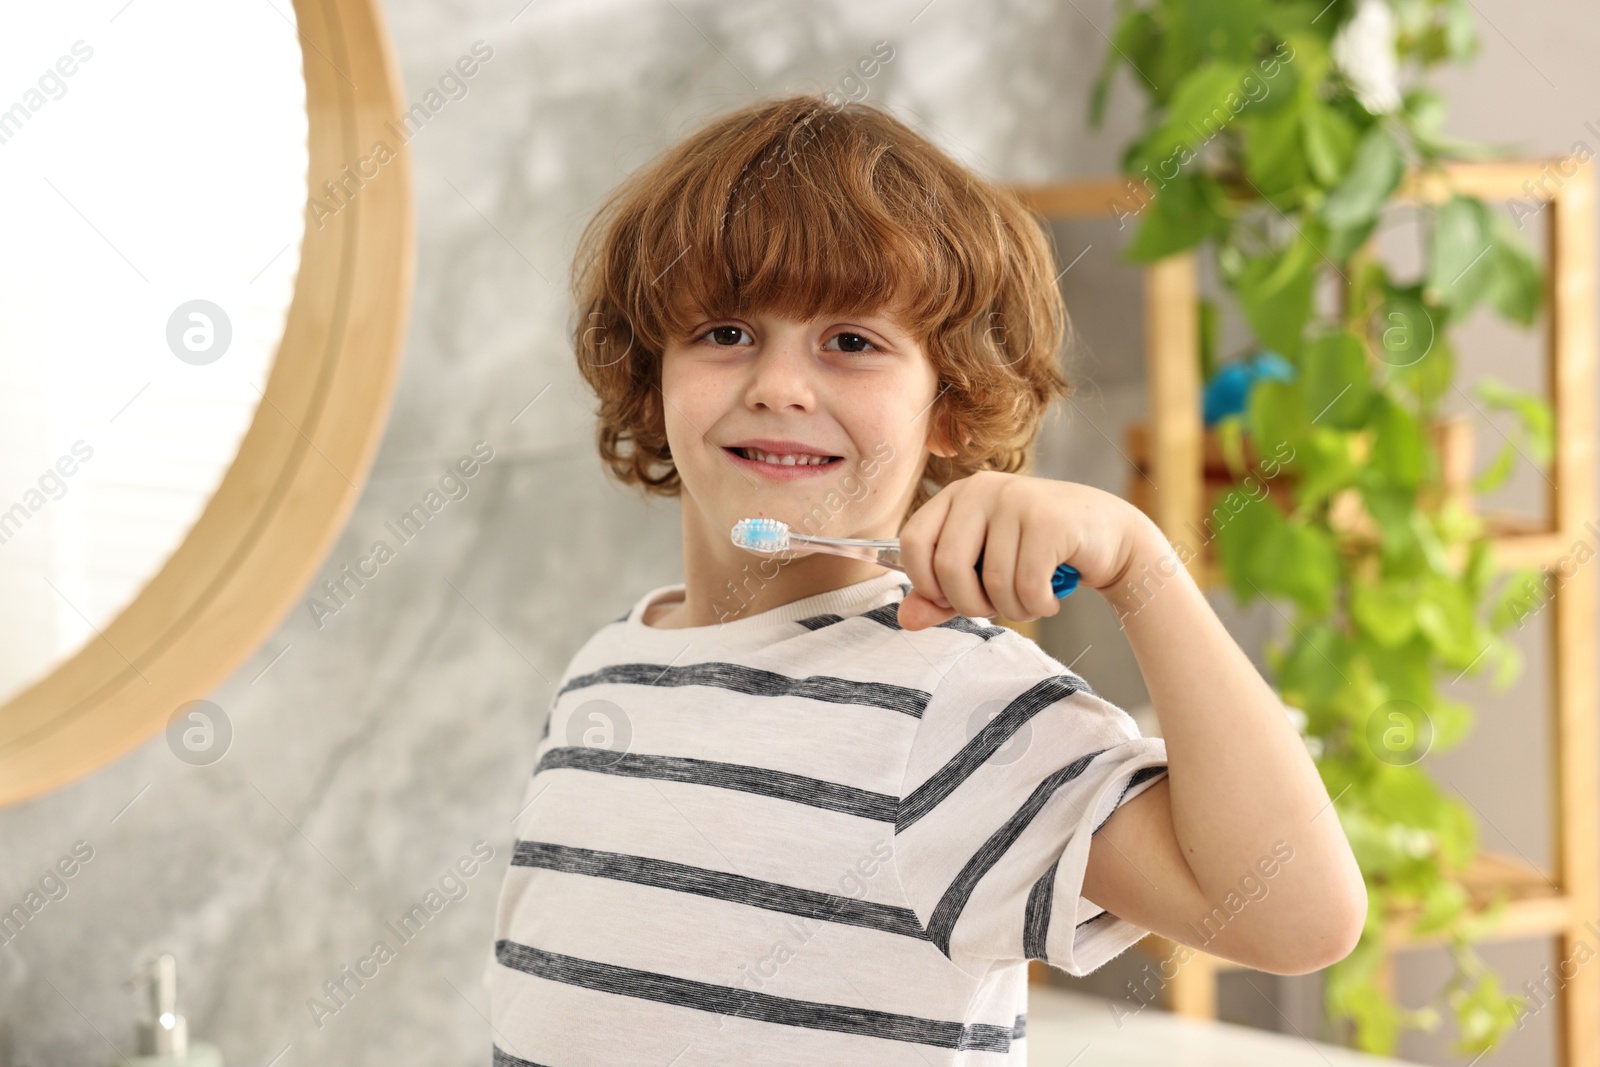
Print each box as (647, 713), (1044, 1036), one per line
(487, 572), (1168, 1065)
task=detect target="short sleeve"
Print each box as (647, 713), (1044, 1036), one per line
(891, 628), (1168, 980)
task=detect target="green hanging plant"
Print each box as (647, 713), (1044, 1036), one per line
(1090, 0), (1555, 1056)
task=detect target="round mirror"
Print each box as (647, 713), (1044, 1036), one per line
(0, 0), (413, 806)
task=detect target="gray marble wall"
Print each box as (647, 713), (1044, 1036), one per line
(0, 1), (1593, 1065)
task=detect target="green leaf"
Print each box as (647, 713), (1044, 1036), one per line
(1370, 765), (1447, 829)
(1248, 376), (1311, 460)
(1434, 795), (1478, 868)
(1280, 520), (1341, 615)
(1389, 329), (1454, 413)
(1443, 0), (1479, 62)
(1198, 297), (1220, 383)
(1139, 61), (1250, 167)
(1410, 509), (1451, 574)
(1244, 98), (1312, 198)
(1088, 7), (1128, 126)
(1235, 236), (1317, 356)
(1217, 414), (1248, 479)
(1413, 878), (1468, 935)
(1091, 4), (1162, 124)
(1212, 496), (1337, 614)
(1472, 444), (1515, 495)
(1277, 28), (1332, 88)
(1249, 32), (1308, 113)
(1370, 394), (1427, 488)
(1462, 537), (1496, 600)
(1436, 496), (1485, 545)
(1474, 376), (1554, 464)
(1367, 290), (1437, 369)
(1303, 101), (1360, 185)
(1402, 87), (1448, 139)
(1280, 634), (1350, 710)
(1482, 211), (1544, 325)
(1485, 241), (1542, 325)
(1402, 83), (1509, 162)
(1428, 694), (1475, 750)
(1426, 195), (1495, 318)
(1352, 577), (1420, 647)
(1360, 477), (1423, 569)
(1323, 124), (1404, 235)
(1183, 0), (1267, 61)
(1214, 494), (1280, 604)
(1345, 978), (1405, 1053)
(1124, 173), (1226, 261)
(1489, 567), (1548, 632)
(1290, 427), (1359, 508)
(1260, 1), (1335, 41)
(1449, 969), (1523, 1056)
(1489, 636), (1525, 690)
(1338, 807), (1417, 882)
(1302, 331), (1374, 429)
(1360, 633), (1434, 704)
(1416, 576), (1480, 665)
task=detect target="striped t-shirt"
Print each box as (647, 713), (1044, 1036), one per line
(487, 571), (1168, 1065)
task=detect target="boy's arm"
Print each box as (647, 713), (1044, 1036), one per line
(1079, 515), (1367, 976)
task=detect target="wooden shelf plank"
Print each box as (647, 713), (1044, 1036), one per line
(1007, 160), (1570, 224)
(1120, 414), (1577, 576)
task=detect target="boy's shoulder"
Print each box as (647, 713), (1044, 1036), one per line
(910, 617), (1100, 702)
(800, 603), (1104, 709)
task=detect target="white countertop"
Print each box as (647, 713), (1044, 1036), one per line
(1027, 985), (1426, 1066)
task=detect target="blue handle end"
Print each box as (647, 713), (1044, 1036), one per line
(973, 550), (1080, 600)
(1050, 563), (1080, 598)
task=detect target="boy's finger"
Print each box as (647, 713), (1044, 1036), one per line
(1016, 520), (1065, 619)
(931, 500), (995, 620)
(896, 590), (958, 631)
(898, 487), (955, 608)
(979, 511), (1026, 622)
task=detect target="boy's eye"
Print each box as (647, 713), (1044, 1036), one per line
(703, 325), (750, 347)
(824, 331), (879, 355)
(695, 326), (880, 355)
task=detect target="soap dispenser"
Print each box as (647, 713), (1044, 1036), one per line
(118, 953), (224, 1067)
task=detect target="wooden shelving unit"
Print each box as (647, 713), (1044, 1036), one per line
(1005, 162), (1599, 1067)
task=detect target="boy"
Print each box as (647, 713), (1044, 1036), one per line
(487, 94), (1365, 1065)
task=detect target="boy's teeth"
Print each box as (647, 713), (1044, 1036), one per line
(740, 448), (834, 466)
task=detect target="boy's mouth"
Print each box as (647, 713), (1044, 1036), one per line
(725, 446), (842, 465)
(723, 446), (844, 474)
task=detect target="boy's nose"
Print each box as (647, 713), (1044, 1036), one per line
(744, 342), (818, 411)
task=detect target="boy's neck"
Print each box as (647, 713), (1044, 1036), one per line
(660, 506), (898, 627)
(660, 556), (894, 629)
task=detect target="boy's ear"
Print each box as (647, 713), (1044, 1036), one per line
(927, 404), (970, 459)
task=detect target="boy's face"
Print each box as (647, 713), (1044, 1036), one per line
(657, 302), (956, 563)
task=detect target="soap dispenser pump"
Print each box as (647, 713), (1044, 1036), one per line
(119, 953), (224, 1067)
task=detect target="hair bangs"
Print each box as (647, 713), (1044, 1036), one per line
(650, 112), (961, 347)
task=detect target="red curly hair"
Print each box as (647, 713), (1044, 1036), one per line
(570, 93), (1076, 522)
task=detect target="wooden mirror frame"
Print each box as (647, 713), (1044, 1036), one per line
(0, 0), (413, 807)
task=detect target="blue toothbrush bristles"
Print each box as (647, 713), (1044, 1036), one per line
(731, 517), (791, 553)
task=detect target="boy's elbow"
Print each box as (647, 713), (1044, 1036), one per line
(1259, 880), (1369, 975)
(1262, 923), (1363, 976)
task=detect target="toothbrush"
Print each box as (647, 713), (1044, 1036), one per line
(730, 517), (1080, 599)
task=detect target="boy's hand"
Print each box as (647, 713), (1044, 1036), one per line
(895, 471), (1161, 631)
